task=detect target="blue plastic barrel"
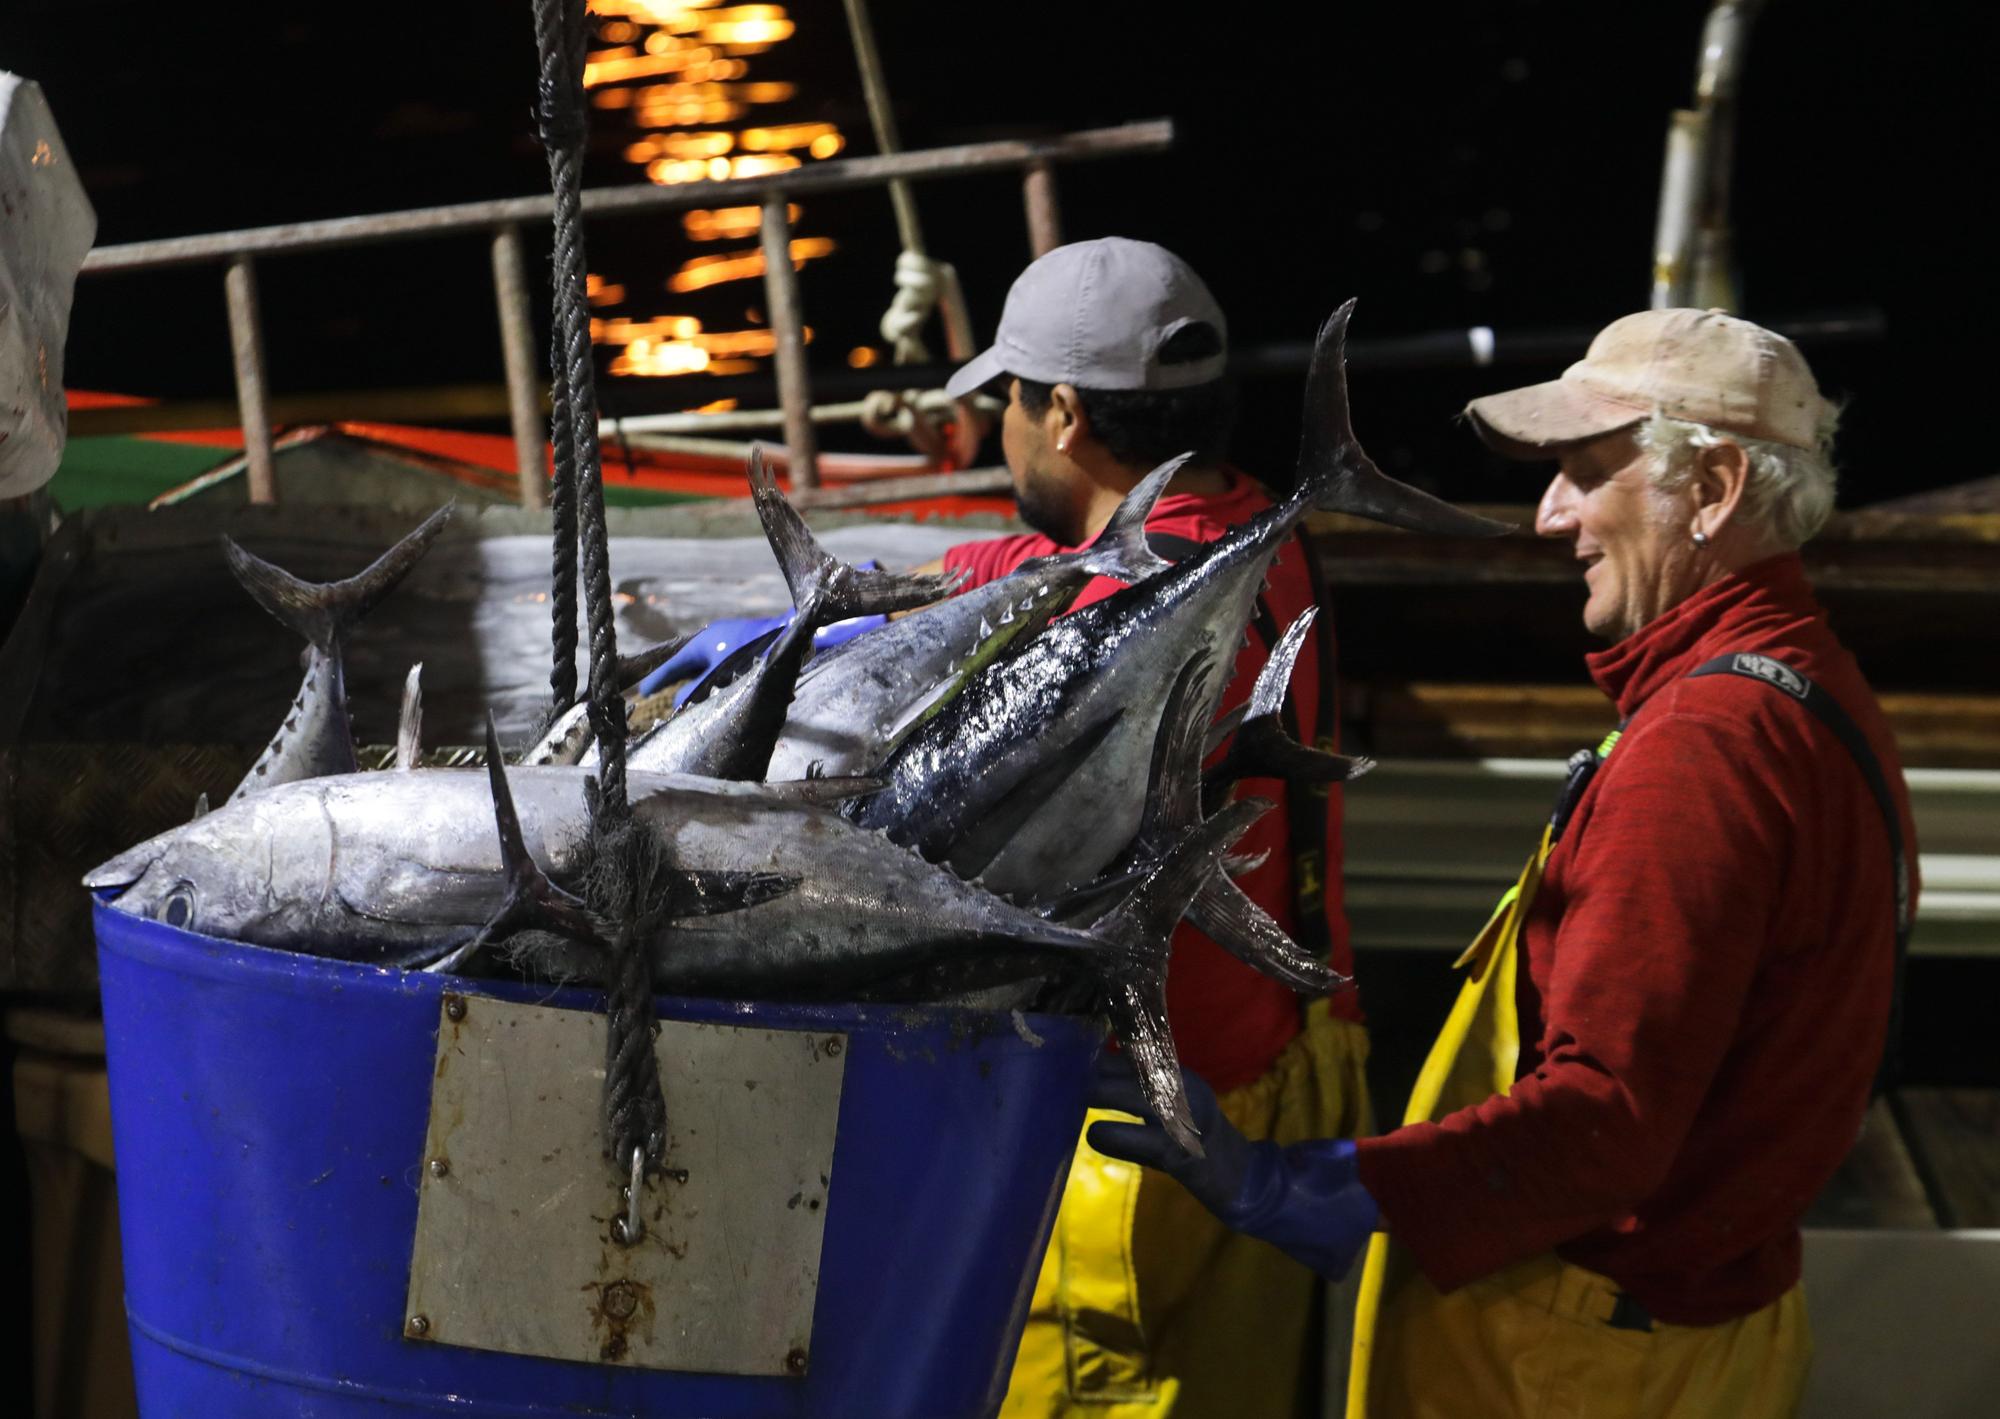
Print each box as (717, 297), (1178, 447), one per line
(96, 898), (1100, 1417)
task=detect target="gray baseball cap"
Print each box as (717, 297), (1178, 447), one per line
(944, 237), (1228, 400)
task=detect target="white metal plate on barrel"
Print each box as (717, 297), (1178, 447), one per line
(404, 994), (844, 1375)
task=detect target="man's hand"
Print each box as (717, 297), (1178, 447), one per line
(1088, 1053), (1380, 1281)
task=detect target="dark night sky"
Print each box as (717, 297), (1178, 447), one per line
(0, 0), (1961, 506)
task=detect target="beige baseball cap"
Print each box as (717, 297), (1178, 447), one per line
(1464, 308), (1832, 459)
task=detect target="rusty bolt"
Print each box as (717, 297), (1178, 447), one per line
(602, 1281), (638, 1321)
(823, 1037), (844, 1057)
(407, 1314), (430, 1338)
(428, 1157), (450, 1179)
(444, 994), (466, 1022)
(785, 1346), (809, 1376)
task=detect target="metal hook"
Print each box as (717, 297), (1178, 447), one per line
(614, 1145), (645, 1246)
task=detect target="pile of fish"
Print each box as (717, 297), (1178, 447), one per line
(85, 304), (1503, 1145)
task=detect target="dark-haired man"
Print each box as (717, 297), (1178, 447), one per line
(923, 238), (1367, 1418)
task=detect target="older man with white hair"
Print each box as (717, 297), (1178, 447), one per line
(1087, 308), (1917, 1418)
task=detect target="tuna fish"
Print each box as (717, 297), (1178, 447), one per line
(221, 505), (451, 800)
(86, 734), (1258, 1152)
(761, 455), (1179, 779)
(620, 449), (964, 780)
(851, 301), (1509, 902)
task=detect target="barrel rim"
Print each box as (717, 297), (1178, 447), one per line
(90, 893), (1107, 1047)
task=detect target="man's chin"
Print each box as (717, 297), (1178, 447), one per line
(1014, 490), (1077, 546)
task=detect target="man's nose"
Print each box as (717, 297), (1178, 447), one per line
(1534, 475), (1577, 538)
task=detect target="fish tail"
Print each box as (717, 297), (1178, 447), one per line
(748, 447), (964, 626)
(223, 504), (453, 653)
(1087, 796), (1270, 1155)
(1294, 302), (1513, 537)
(1076, 453), (1183, 582)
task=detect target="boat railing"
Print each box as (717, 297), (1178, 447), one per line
(76, 119), (1175, 508)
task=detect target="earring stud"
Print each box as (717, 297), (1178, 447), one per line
(1691, 529), (1710, 549)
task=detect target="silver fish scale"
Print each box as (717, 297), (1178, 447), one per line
(857, 487), (1315, 900)
(91, 768), (1115, 987)
(765, 566), (1074, 780)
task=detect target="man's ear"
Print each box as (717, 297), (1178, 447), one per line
(1690, 438), (1752, 538)
(1049, 384), (1089, 454)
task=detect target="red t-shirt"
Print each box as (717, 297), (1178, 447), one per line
(1357, 556), (1918, 1325)
(944, 471), (1357, 1092)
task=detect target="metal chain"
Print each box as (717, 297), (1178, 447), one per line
(530, 0), (664, 1198)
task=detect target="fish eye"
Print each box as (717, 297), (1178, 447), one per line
(160, 885), (197, 930)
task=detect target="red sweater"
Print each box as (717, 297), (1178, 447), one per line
(944, 472), (1356, 1092)
(1357, 555), (1918, 1325)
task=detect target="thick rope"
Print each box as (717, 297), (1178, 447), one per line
(531, 0), (663, 1187)
(878, 249), (942, 366)
(546, 322), (579, 710)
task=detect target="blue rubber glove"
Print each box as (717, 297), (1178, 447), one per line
(1086, 1053), (1379, 1281)
(638, 608), (886, 705)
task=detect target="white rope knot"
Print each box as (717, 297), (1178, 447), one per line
(879, 249), (944, 365)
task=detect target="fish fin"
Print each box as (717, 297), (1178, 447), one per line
(1295, 303), (1512, 537)
(190, 792), (210, 822)
(223, 503), (453, 652)
(616, 630), (698, 690)
(748, 446), (964, 623)
(757, 775), (885, 805)
(1185, 875), (1347, 995)
(1089, 797), (1272, 1155)
(1250, 608), (1314, 721)
(1223, 848), (1269, 877)
(395, 663), (423, 771)
(1204, 607), (1376, 797)
(1212, 721), (1375, 791)
(429, 714), (604, 976)
(1077, 454), (1185, 582)
(1134, 650), (1217, 847)
(1202, 703), (1247, 760)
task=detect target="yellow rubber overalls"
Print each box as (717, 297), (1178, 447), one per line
(1003, 1000), (1372, 1418)
(1345, 732), (1812, 1419)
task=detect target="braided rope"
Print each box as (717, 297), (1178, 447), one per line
(546, 322), (579, 709)
(531, 0), (662, 1186)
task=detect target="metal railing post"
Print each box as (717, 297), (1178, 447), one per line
(222, 255), (277, 503)
(759, 195), (819, 489)
(1023, 160), (1062, 257)
(490, 224), (547, 509)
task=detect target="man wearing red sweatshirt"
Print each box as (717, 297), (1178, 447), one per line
(1090, 308), (1916, 1418)
(923, 238), (1367, 1417)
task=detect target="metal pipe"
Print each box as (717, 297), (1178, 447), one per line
(1023, 161), (1062, 257)
(61, 311), (1886, 441)
(222, 256), (277, 504)
(608, 401), (872, 437)
(1650, 0), (1766, 310)
(82, 122), (1174, 275)
(1651, 111), (1705, 309)
(489, 225), (546, 509)
(791, 466), (1013, 511)
(759, 196), (819, 489)
(1689, 0), (1766, 310)
(839, 0), (924, 257)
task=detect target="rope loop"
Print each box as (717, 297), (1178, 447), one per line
(879, 249), (944, 366)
